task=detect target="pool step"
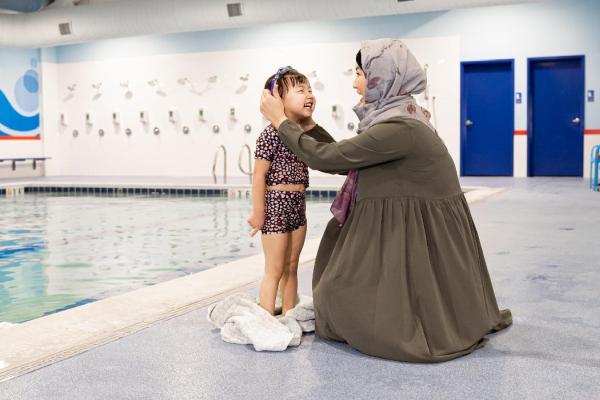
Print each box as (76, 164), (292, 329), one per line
(228, 188), (251, 199)
(3, 186), (25, 197)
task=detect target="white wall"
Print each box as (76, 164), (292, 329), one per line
(45, 37), (459, 178)
(5, 0), (599, 179)
(39, 48), (61, 177)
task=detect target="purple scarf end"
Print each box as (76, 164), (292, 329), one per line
(330, 169), (359, 226)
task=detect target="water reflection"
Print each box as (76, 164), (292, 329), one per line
(0, 194), (332, 323)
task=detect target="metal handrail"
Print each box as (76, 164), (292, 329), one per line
(238, 144), (253, 184)
(212, 145), (227, 184)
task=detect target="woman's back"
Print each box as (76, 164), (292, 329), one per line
(353, 119), (462, 201)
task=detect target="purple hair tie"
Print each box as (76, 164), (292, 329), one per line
(270, 66), (293, 95)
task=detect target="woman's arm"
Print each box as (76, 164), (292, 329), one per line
(307, 126), (337, 144)
(276, 119), (414, 174)
(305, 126), (349, 175)
(259, 86), (413, 173)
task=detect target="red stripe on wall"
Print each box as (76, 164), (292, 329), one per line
(0, 136), (41, 141)
(514, 130), (600, 136)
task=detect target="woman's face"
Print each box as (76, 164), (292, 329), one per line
(353, 64), (366, 104)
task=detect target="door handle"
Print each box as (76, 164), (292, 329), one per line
(465, 119), (473, 127)
(572, 117), (581, 124)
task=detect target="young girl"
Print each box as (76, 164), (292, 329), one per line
(247, 67), (334, 316)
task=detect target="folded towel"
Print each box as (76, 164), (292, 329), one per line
(207, 292), (315, 352)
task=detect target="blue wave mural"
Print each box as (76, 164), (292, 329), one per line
(0, 91), (40, 132)
(0, 57), (40, 138)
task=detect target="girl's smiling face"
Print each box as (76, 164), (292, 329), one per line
(353, 64), (367, 104)
(282, 80), (316, 122)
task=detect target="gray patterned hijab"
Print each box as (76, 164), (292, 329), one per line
(353, 38), (436, 134)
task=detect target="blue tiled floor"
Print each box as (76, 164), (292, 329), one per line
(1, 178), (599, 400)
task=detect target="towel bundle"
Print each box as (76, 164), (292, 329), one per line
(207, 292), (315, 351)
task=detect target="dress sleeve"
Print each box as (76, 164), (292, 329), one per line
(276, 119), (414, 174)
(307, 126), (337, 144)
(254, 126), (277, 162)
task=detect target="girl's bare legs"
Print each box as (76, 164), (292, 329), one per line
(281, 224), (307, 315)
(278, 260), (290, 311)
(259, 232), (291, 315)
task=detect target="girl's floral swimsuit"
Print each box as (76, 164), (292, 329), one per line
(254, 123), (333, 234)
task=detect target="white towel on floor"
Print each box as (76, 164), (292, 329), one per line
(206, 292), (314, 352)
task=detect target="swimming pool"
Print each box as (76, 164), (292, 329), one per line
(0, 193), (334, 323)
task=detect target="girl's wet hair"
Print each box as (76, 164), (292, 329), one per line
(356, 50), (363, 70)
(264, 68), (309, 98)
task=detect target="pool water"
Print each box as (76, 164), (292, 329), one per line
(0, 194), (334, 323)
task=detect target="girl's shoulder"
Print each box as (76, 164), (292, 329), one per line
(261, 124), (278, 135)
(258, 124), (282, 142)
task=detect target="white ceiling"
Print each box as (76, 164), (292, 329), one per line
(44, 0), (539, 13)
(0, 0), (542, 48)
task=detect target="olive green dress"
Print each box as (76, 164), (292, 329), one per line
(279, 118), (512, 363)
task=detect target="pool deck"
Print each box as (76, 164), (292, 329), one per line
(1, 177), (599, 399)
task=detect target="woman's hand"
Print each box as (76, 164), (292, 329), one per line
(260, 83), (288, 129)
(247, 212), (265, 237)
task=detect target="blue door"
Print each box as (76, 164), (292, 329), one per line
(461, 61), (514, 176)
(528, 56), (584, 176)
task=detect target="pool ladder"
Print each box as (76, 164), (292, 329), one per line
(212, 145), (227, 184)
(5, 186), (25, 196)
(238, 144), (253, 184)
(212, 144), (254, 188)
